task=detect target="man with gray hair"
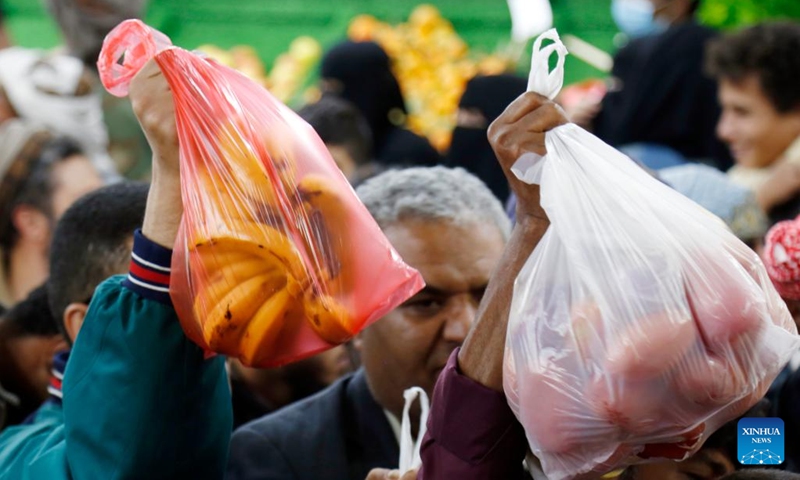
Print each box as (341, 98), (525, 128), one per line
(227, 166), (510, 480)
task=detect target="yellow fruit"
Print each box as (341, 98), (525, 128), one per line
(409, 4), (442, 30)
(238, 284), (299, 365)
(214, 223), (306, 276)
(290, 36), (322, 68)
(197, 44), (234, 67)
(201, 273), (287, 353)
(478, 56), (510, 75)
(296, 174), (353, 284)
(348, 14), (381, 41)
(303, 291), (352, 344)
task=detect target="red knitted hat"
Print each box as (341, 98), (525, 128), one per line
(764, 215), (800, 300)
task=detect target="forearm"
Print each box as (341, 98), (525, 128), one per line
(755, 186), (778, 213)
(458, 218), (549, 391)
(142, 162), (183, 249)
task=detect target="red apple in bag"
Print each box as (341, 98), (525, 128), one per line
(604, 310), (697, 381)
(670, 352), (742, 410)
(685, 258), (765, 352)
(517, 368), (596, 454)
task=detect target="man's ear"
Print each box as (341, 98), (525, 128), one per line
(11, 205), (50, 246)
(63, 302), (89, 344)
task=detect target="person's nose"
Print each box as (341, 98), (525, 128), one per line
(716, 110), (734, 143)
(441, 294), (477, 344)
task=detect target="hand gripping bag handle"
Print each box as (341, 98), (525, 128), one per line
(512, 28), (569, 185)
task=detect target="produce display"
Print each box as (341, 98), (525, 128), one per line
(348, 5), (515, 151)
(198, 36), (322, 105)
(194, 5), (515, 152)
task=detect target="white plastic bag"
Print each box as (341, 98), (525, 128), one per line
(503, 29), (800, 480)
(398, 387), (430, 474)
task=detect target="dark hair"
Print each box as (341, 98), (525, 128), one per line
(298, 95), (373, 167)
(47, 182), (148, 335)
(689, 0), (702, 15)
(0, 136), (84, 258)
(721, 469), (800, 479)
(0, 283), (59, 338)
(706, 22), (800, 113)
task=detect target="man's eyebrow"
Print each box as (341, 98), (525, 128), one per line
(411, 285), (488, 297)
(412, 286), (447, 296)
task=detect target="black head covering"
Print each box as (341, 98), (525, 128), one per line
(321, 41), (406, 151)
(446, 74), (527, 202)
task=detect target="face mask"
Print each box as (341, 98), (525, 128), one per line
(611, 0), (669, 39)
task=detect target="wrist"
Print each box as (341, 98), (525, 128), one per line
(755, 187), (775, 213)
(514, 210), (550, 231)
(142, 158), (183, 249)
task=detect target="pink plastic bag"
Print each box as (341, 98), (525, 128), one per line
(98, 20), (424, 367)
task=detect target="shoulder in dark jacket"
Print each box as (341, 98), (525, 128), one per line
(226, 369), (398, 480)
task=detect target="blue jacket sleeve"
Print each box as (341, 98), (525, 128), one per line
(62, 231), (232, 480)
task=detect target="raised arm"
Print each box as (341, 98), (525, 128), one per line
(418, 93), (566, 479)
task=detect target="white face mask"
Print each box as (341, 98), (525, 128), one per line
(611, 0), (670, 39)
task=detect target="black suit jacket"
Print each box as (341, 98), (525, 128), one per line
(226, 370), (399, 480)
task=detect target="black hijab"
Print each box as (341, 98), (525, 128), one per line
(446, 74), (527, 202)
(320, 41), (406, 151)
(320, 41), (441, 167)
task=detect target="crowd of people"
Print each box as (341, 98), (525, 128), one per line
(0, 0), (799, 479)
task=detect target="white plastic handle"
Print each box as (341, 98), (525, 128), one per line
(512, 28), (570, 185)
(398, 386), (430, 473)
(527, 28), (569, 99)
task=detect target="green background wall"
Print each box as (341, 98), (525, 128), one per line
(3, 0), (798, 92)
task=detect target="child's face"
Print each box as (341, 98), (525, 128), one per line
(717, 75), (800, 169)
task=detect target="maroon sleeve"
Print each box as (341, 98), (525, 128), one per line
(418, 348), (529, 479)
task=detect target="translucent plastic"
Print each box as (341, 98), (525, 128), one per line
(98, 20), (424, 367)
(504, 30), (800, 480)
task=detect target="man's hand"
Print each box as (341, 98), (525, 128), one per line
(129, 58), (183, 249)
(488, 92), (568, 225)
(365, 468), (418, 480)
(756, 160), (800, 213)
(130, 58), (178, 174)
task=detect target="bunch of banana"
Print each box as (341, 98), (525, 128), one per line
(197, 37), (322, 104)
(187, 120), (355, 365)
(348, 4), (516, 151)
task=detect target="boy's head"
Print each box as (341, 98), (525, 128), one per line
(47, 182), (148, 344)
(0, 121), (103, 304)
(298, 95), (373, 181)
(706, 22), (800, 169)
(0, 284), (64, 404)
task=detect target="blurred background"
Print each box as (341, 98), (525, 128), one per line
(3, 0), (800, 151)
(3, 0), (799, 154)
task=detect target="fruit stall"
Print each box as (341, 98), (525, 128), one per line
(3, 0), (797, 152)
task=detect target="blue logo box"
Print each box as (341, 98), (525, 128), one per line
(738, 417), (784, 465)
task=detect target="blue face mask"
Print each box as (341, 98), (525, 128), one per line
(611, 0), (669, 39)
